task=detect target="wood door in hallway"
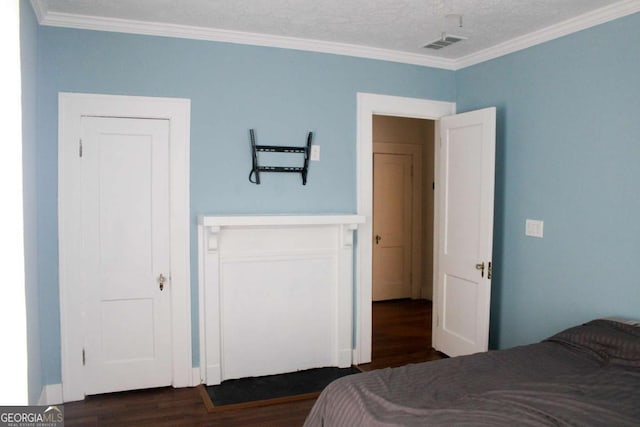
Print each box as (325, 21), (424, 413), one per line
(372, 153), (413, 300)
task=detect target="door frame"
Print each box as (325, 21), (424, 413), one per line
(58, 92), (192, 401)
(354, 93), (455, 364)
(372, 143), (423, 300)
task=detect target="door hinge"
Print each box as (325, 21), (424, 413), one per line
(432, 181), (435, 190)
(79, 139), (83, 158)
(488, 261), (492, 280)
(82, 348), (85, 366)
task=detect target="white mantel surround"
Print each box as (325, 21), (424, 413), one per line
(198, 214), (365, 385)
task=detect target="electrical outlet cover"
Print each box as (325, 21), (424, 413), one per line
(310, 145), (320, 161)
(525, 219), (544, 238)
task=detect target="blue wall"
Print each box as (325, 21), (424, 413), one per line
(32, 10), (640, 387)
(35, 27), (455, 384)
(20, 2), (42, 404)
(456, 12), (640, 349)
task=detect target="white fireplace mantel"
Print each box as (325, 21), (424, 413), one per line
(197, 214), (364, 385)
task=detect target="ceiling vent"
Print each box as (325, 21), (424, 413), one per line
(423, 34), (466, 50)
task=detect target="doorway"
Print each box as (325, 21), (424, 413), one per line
(371, 115), (436, 361)
(355, 94), (496, 365)
(58, 93), (193, 402)
(354, 93), (456, 365)
(372, 115), (434, 301)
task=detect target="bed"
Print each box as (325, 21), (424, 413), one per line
(304, 319), (640, 426)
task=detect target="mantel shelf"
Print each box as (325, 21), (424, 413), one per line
(198, 214), (365, 228)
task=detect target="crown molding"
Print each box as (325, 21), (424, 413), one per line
(454, 0), (640, 69)
(32, 6), (457, 70)
(32, 0), (640, 71)
(29, 0), (47, 23)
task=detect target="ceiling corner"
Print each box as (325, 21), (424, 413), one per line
(29, 0), (48, 24)
(453, 0), (640, 70)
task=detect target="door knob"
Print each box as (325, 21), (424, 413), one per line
(158, 273), (167, 291)
(475, 262), (485, 278)
(375, 235), (382, 244)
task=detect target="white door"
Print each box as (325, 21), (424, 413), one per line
(80, 116), (172, 395)
(372, 153), (413, 300)
(433, 107), (496, 357)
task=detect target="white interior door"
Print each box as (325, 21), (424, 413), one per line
(81, 116), (172, 395)
(433, 107), (496, 357)
(372, 153), (412, 301)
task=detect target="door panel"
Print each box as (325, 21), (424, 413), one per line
(373, 153), (412, 301)
(443, 125), (482, 258)
(434, 107), (496, 357)
(81, 117), (172, 395)
(443, 275), (478, 342)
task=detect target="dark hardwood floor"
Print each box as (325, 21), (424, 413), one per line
(64, 299), (444, 426)
(360, 299), (445, 372)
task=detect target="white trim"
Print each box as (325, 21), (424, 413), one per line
(354, 93), (455, 364)
(456, 0), (640, 69)
(192, 367), (202, 386)
(38, 384), (63, 406)
(33, 9), (456, 70)
(199, 214), (366, 227)
(29, 0), (47, 23)
(31, 0), (640, 70)
(197, 223), (207, 386)
(58, 92), (191, 402)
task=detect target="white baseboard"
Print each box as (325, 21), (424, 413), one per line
(39, 371), (201, 405)
(38, 383), (63, 405)
(191, 367), (202, 386)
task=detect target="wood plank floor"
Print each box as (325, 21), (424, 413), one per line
(360, 299), (445, 372)
(64, 299), (444, 426)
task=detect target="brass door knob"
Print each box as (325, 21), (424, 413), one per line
(475, 262), (485, 277)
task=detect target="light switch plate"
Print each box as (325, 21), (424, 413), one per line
(310, 145), (320, 161)
(525, 219), (544, 238)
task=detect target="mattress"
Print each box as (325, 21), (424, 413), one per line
(304, 319), (640, 426)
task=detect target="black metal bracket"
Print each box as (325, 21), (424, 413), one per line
(249, 129), (313, 185)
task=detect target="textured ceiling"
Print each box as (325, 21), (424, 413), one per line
(34, 0), (634, 63)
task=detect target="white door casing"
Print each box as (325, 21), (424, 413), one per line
(432, 107), (496, 356)
(81, 117), (172, 395)
(355, 93), (456, 364)
(58, 93), (192, 402)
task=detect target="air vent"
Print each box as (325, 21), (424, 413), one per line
(423, 34), (466, 50)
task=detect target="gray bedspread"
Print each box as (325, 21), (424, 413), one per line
(304, 319), (640, 426)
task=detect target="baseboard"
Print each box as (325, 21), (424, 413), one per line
(38, 371), (201, 404)
(192, 367), (202, 386)
(38, 383), (63, 405)
(352, 348), (371, 366)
